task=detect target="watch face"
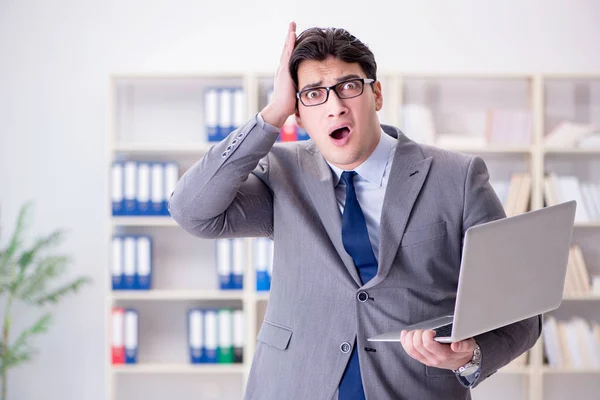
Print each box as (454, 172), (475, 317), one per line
(460, 364), (480, 377)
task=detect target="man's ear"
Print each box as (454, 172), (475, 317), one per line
(373, 81), (383, 112)
(295, 108), (304, 129)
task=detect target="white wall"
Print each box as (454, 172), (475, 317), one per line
(0, 0), (599, 399)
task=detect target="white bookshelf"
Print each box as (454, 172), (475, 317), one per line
(541, 367), (600, 374)
(112, 363), (246, 374)
(110, 290), (246, 301)
(111, 217), (178, 227)
(114, 143), (213, 154)
(107, 72), (600, 400)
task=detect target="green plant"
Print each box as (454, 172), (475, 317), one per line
(0, 202), (91, 400)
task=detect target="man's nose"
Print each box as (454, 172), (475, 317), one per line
(326, 90), (348, 118)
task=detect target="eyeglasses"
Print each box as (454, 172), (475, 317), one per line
(296, 78), (375, 107)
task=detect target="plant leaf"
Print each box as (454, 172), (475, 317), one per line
(17, 229), (65, 270)
(34, 277), (92, 306)
(0, 313), (52, 370)
(0, 202), (33, 282)
(16, 255), (70, 302)
(12, 230), (66, 295)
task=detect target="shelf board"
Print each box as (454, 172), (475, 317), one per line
(561, 293), (600, 301)
(114, 142), (214, 154)
(542, 73), (600, 80)
(112, 72), (246, 80)
(541, 366), (600, 374)
(255, 292), (270, 302)
(544, 147), (600, 155)
(400, 72), (534, 79)
(436, 144), (531, 154)
(498, 366), (530, 374)
(574, 222), (600, 228)
(111, 290), (245, 301)
(112, 217), (178, 227)
(111, 363), (245, 374)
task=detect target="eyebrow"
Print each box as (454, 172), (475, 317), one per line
(299, 74), (363, 92)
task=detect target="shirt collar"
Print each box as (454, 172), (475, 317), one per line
(328, 128), (396, 188)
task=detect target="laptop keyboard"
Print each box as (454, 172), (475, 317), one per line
(434, 323), (453, 338)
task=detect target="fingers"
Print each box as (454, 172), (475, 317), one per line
(401, 330), (470, 370)
(401, 330), (440, 365)
(263, 21), (299, 127)
(451, 338), (476, 354)
(280, 21), (297, 62)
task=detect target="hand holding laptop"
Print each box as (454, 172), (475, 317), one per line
(399, 329), (477, 371)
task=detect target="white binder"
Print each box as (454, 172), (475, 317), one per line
(163, 162), (179, 215)
(123, 236), (136, 289)
(216, 239), (232, 289)
(111, 162), (124, 215)
(136, 162), (151, 215)
(218, 309), (233, 363)
(111, 307), (125, 364)
(204, 309), (218, 363)
(219, 89), (233, 139)
(123, 161), (137, 215)
(124, 309), (138, 364)
(233, 88), (245, 130)
(111, 236), (124, 290)
(136, 236), (152, 290)
(151, 162), (164, 215)
(233, 309), (244, 363)
(232, 238), (245, 289)
(205, 89), (219, 141)
(188, 309), (204, 363)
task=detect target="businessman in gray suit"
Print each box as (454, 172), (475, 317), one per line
(169, 21), (541, 400)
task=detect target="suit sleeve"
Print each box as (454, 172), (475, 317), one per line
(168, 114), (279, 239)
(461, 156), (542, 387)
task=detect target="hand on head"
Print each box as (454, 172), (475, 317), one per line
(261, 21), (298, 128)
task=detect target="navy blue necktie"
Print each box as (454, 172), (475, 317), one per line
(338, 171), (378, 400)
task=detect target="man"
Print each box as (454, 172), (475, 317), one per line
(169, 22), (541, 400)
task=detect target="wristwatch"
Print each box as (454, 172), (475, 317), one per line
(453, 344), (482, 377)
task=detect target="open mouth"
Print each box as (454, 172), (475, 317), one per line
(330, 127), (351, 140)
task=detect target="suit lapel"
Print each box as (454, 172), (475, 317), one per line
(299, 146), (363, 287)
(363, 132), (433, 290)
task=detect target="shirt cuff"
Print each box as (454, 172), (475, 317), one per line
(256, 112), (282, 135)
(456, 366), (481, 388)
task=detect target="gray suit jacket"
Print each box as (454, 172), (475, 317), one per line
(169, 114), (541, 400)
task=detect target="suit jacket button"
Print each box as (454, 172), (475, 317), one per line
(340, 342), (351, 354)
(357, 291), (368, 302)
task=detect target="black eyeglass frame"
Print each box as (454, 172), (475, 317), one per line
(296, 78), (375, 107)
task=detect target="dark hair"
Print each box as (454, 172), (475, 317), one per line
(289, 27), (377, 90)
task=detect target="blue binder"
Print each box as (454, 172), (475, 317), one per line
(204, 309), (219, 363)
(163, 162), (179, 216)
(254, 238), (272, 291)
(123, 161), (138, 216)
(218, 88), (233, 141)
(123, 236), (136, 290)
(124, 308), (139, 364)
(188, 308), (205, 363)
(135, 236), (152, 290)
(231, 238), (244, 290)
(137, 162), (151, 215)
(150, 162), (164, 216)
(112, 162), (125, 216)
(205, 88), (219, 142)
(216, 239), (233, 290)
(232, 88), (245, 133)
(297, 127), (310, 141)
(111, 235), (124, 290)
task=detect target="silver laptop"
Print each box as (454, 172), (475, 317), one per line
(368, 200), (576, 344)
